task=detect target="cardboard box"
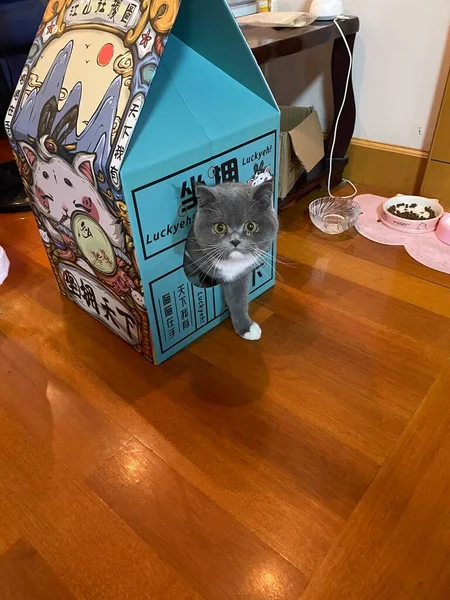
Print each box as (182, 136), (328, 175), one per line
(279, 106), (324, 199)
(6, 0), (280, 364)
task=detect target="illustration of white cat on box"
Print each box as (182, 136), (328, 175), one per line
(248, 160), (273, 186)
(20, 137), (124, 253)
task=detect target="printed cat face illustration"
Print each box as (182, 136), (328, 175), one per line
(20, 139), (124, 249)
(248, 161), (273, 187)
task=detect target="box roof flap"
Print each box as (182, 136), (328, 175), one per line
(163, 36), (278, 144)
(172, 0), (278, 112)
(122, 34), (278, 184)
(120, 52), (212, 184)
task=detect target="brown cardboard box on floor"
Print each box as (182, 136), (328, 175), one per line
(279, 106), (324, 199)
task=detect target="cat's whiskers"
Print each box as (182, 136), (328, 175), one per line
(187, 246), (219, 269)
(197, 249), (226, 281)
(189, 247), (224, 276)
(189, 245), (229, 278)
(250, 248), (287, 284)
(211, 251), (227, 281)
(255, 246), (297, 268)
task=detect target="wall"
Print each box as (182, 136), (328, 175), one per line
(266, 0), (450, 151)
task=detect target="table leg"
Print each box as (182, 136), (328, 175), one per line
(326, 33), (356, 178)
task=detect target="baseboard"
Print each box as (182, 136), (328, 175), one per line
(344, 138), (429, 196)
(0, 136), (429, 195)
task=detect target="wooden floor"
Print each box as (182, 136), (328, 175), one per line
(1, 189), (450, 599)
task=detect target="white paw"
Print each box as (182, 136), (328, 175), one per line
(243, 322), (262, 341)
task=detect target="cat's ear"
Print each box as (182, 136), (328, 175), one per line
(264, 166), (271, 174)
(73, 153), (97, 187)
(195, 183), (217, 210)
(19, 142), (38, 168)
(251, 180), (273, 208)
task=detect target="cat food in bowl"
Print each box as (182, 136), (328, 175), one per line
(381, 195), (444, 234)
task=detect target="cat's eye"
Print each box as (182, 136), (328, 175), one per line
(43, 170), (49, 179)
(213, 223), (227, 234)
(244, 221), (258, 234)
(64, 178), (73, 187)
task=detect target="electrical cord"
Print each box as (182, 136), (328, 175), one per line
(327, 16), (357, 200)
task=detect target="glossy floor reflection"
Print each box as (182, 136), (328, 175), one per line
(1, 188), (450, 599)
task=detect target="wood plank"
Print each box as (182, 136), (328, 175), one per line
(192, 327), (378, 502)
(191, 274), (442, 457)
(131, 365), (344, 579)
(0, 539), (77, 600)
(0, 511), (22, 558)
(17, 315), (344, 578)
(0, 214), (45, 254)
(0, 293), (342, 580)
(301, 363), (450, 600)
(88, 437), (308, 600)
(0, 407), (205, 600)
(286, 220), (450, 290)
(277, 190), (450, 290)
(269, 258), (450, 357)
(0, 336), (132, 478)
(1, 266), (341, 580)
(278, 231), (450, 319)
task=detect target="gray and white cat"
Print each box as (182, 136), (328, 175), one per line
(184, 181), (278, 341)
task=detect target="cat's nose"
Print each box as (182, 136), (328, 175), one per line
(231, 239), (241, 247)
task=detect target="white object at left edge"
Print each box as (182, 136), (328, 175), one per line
(0, 246), (10, 285)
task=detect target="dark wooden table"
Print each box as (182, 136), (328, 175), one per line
(242, 16), (360, 208)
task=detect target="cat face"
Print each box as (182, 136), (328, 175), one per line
(20, 141), (123, 249)
(193, 182), (278, 262)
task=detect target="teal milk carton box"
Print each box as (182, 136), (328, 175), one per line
(6, 0), (280, 364)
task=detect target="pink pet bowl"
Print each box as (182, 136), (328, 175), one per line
(436, 213), (450, 245)
(381, 195), (444, 234)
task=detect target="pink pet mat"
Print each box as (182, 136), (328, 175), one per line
(355, 194), (450, 275)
